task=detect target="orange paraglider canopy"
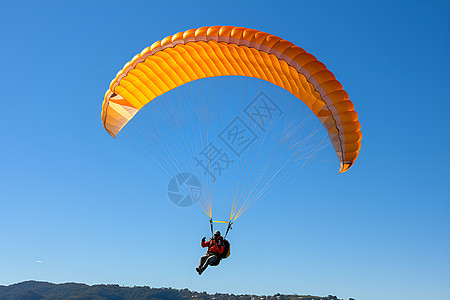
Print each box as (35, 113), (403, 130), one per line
(101, 26), (361, 173)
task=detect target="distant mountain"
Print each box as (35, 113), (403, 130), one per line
(0, 281), (353, 300)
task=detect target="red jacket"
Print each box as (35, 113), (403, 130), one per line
(202, 236), (224, 254)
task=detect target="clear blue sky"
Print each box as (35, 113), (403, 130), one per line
(1, 1), (449, 300)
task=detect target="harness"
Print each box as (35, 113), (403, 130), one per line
(208, 218), (232, 262)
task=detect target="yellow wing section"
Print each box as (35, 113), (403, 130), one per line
(101, 26), (361, 173)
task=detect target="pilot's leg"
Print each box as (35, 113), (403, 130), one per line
(201, 254), (219, 270)
(196, 254), (209, 274)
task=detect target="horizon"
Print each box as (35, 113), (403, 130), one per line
(0, 280), (345, 298)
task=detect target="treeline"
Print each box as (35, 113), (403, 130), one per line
(0, 281), (349, 300)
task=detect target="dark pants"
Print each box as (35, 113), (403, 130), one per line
(198, 253), (220, 271)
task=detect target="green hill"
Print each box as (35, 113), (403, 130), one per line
(0, 281), (352, 300)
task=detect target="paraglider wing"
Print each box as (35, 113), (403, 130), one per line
(101, 26), (361, 173)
